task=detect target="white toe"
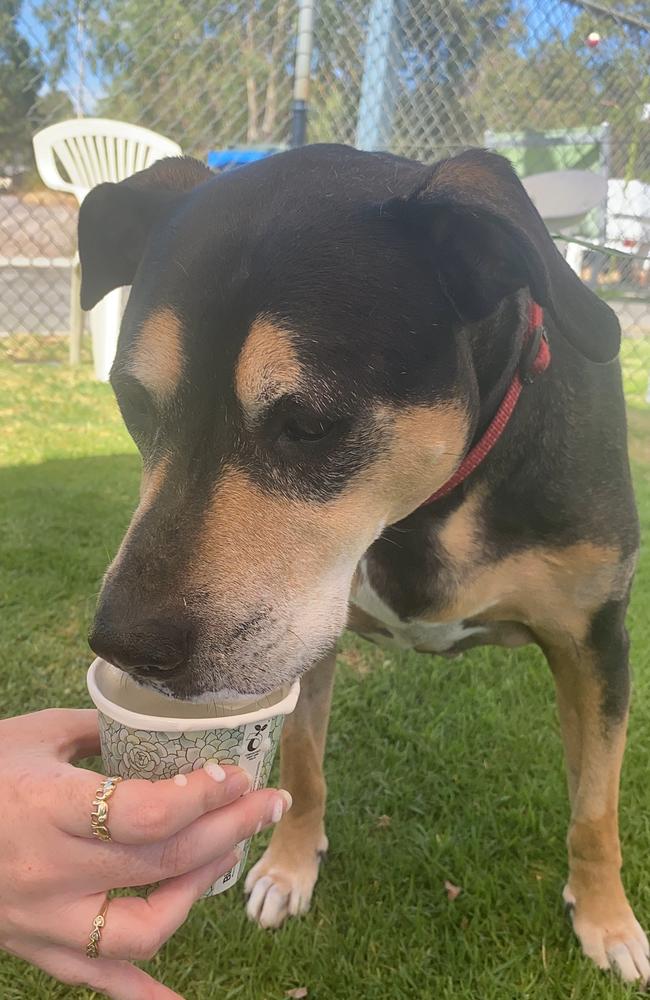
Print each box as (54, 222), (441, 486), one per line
(608, 942), (640, 982)
(244, 840), (325, 928)
(244, 858), (266, 896)
(245, 870), (295, 928)
(629, 939), (650, 983)
(246, 875), (274, 922)
(288, 886), (308, 917)
(258, 881), (291, 928)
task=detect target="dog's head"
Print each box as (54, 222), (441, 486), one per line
(80, 144), (620, 699)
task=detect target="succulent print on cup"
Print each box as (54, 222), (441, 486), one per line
(119, 733), (173, 777)
(98, 715), (248, 781)
(172, 729), (242, 773)
(97, 709), (287, 895)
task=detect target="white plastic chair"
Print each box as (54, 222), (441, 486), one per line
(33, 119), (182, 380)
(521, 169), (608, 280)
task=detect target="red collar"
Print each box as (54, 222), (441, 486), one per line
(421, 301), (550, 506)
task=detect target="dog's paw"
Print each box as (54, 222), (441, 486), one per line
(245, 833), (328, 929)
(563, 884), (650, 984)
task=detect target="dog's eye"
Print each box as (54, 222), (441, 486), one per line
(280, 414), (335, 444)
(115, 380), (156, 446)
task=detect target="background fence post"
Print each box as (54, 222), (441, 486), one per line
(355, 0), (399, 151)
(291, 0), (315, 147)
(69, 260), (83, 366)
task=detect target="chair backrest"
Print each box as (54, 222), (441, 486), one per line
(521, 169), (608, 232)
(33, 118), (183, 204)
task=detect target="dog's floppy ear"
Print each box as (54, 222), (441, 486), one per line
(388, 149), (619, 363)
(78, 156), (213, 310)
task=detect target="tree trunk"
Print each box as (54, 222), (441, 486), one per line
(245, 10), (259, 142)
(261, 0), (288, 142)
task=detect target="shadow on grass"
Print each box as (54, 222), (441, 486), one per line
(0, 452), (140, 714)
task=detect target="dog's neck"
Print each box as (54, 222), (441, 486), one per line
(418, 293), (545, 509)
(467, 291), (529, 444)
(408, 291), (533, 518)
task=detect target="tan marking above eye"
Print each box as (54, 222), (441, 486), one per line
(235, 315), (303, 421)
(128, 307), (183, 400)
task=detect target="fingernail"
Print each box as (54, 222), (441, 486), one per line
(173, 773), (189, 787)
(234, 844), (244, 861)
(227, 769), (252, 795)
(279, 789), (293, 811)
(240, 770), (253, 791)
(271, 790), (293, 824)
(204, 761), (226, 782)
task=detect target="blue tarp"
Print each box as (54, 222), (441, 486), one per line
(206, 149), (281, 170)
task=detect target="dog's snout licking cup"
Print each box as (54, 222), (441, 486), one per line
(87, 658), (299, 894)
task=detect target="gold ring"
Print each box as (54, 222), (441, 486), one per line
(90, 776), (122, 842)
(86, 895), (110, 958)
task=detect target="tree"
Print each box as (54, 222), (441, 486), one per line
(302, 0), (366, 143)
(311, 0), (516, 154)
(37, 0), (520, 157)
(37, 0), (298, 154)
(34, 0), (649, 180)
(464, 0), (650, 180)
(0, 0), (44, 172)
(569, 3), (650, 179)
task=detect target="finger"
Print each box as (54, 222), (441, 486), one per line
(57, 709), (102, 761)
(57, 851), (239, 962)
(124, 788), (292, 885)
(31, 944), (185, 1000)
(9, 708), (101, 762)
(61, 787), (291, 891)
(56, 762), (253, 842)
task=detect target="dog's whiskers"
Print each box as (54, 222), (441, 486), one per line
(286, 626), (309, 653)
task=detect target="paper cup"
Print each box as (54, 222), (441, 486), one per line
(87, 658), (299, 894)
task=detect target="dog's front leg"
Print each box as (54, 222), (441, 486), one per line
(245, 648), (336, 928)
(545, 605), (649, 984)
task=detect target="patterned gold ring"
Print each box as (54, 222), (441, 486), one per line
(90, 776), (122, 842)
(85, 895), (110, 958)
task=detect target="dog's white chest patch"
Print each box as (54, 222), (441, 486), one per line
(349, 564), (487, 653)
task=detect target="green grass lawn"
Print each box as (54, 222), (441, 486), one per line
(620, 338), (650, 402)
(3, 360), (650, 1000)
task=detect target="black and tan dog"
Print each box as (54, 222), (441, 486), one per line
(79, 144), (647, 983)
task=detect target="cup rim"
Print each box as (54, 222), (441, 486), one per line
(87, 658), (301, 731)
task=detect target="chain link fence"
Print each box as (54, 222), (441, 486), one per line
(2, 0), (648, 398)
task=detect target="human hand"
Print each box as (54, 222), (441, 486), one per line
(0, 708), (291, 999)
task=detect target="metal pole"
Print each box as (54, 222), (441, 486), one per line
(75, 0), (85, 116)
(589, 120), (612, 288)
(292, 0), (315, 147)
(355, 0), (399, 150)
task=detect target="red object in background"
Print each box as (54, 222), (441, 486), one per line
(586, 31), (601, 48)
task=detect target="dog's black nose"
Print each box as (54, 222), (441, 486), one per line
(89, 617), (191, 677)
